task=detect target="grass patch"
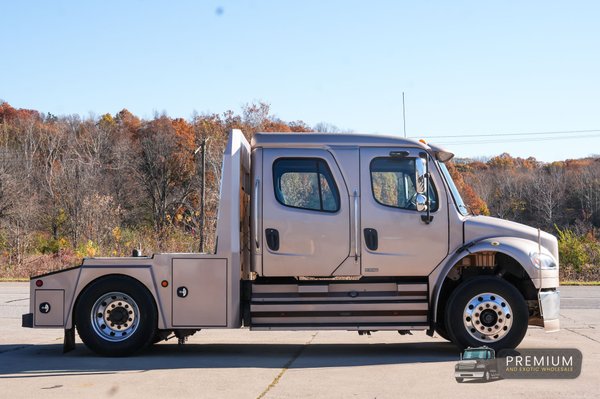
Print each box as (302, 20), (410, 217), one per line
(560, 281), (600, 286)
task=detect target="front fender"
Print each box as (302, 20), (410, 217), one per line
(430, 237), (559, 324)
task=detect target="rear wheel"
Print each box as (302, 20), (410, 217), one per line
(444, 276), (528, 351)
(75, 276), (157, 356)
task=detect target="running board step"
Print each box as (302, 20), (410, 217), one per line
(249, 280), (429, 330)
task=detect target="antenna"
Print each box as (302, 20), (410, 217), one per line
(402, 92), (407, 138)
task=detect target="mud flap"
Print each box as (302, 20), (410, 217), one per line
(22, 313), (33, 328)
(64, 328), (76, 353)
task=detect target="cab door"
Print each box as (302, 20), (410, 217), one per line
(261, 148), (350, 276)
(359, 147), (448, 276)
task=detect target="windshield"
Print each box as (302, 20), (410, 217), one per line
(437, 162), (469, 216)
(463, 349), (489, 360)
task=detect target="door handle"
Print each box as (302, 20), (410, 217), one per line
(265, 228), (280, 251)
(253, 179), (260, 249)
(354, 191), (359, 260)
(363, 228), (378, 251)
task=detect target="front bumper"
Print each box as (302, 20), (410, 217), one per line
(539, 289), (560, 332)
(455, 371), (484, 378)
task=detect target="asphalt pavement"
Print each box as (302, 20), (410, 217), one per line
(0, 283), (598, 398)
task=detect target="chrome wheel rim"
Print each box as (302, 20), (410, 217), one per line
(463, 292), (512, 343)
(91, 292), (139, 342)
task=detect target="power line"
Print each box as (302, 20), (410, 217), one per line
(434, 133), (600, 146)
(415, 129), (600, 139)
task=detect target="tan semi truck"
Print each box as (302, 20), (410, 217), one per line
(22, 130), (560, 356)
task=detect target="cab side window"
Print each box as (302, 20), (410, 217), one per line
(273, 158), (340, 212)
(370, 157), (438, 211)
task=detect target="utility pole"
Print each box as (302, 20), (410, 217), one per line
(194, 137), (210, 253)
(402, 91), (407, 138)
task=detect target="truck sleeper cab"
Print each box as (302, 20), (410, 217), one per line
(23, 129), (560, 356)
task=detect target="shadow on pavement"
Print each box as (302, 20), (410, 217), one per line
(0, 341), (460, 378)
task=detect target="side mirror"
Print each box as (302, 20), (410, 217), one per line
(415, 154), (433, 222)
(415, 194), (428, 212)
(415, 157), (427, 195)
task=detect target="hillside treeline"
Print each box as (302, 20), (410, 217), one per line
(0, 101), (313, 277)
(0, 101), (598, 280)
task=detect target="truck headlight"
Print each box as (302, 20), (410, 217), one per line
(530, 252), (557, 269)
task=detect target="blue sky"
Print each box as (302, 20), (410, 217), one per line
(2, 1), (599, 161)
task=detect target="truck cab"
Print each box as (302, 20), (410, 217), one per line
(23, 129), (560, 356)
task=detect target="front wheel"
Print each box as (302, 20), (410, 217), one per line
(444, 276), (528, 351)
(75, 276), (157, 356)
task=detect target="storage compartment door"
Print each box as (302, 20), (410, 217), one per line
(34, 289), (65, 327)
(172, 258), (227, 327)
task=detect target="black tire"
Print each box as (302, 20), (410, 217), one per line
(455, 377), (464, 383)
(434, 324), (451, 341)
(152, 330), (171, 344)
(444, 276), (528, 351)
(75, 275), (157, 356)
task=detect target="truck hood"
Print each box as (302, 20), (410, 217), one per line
(464, 216), (559, 260)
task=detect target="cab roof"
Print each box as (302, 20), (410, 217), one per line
(251, 132), (428, 150)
